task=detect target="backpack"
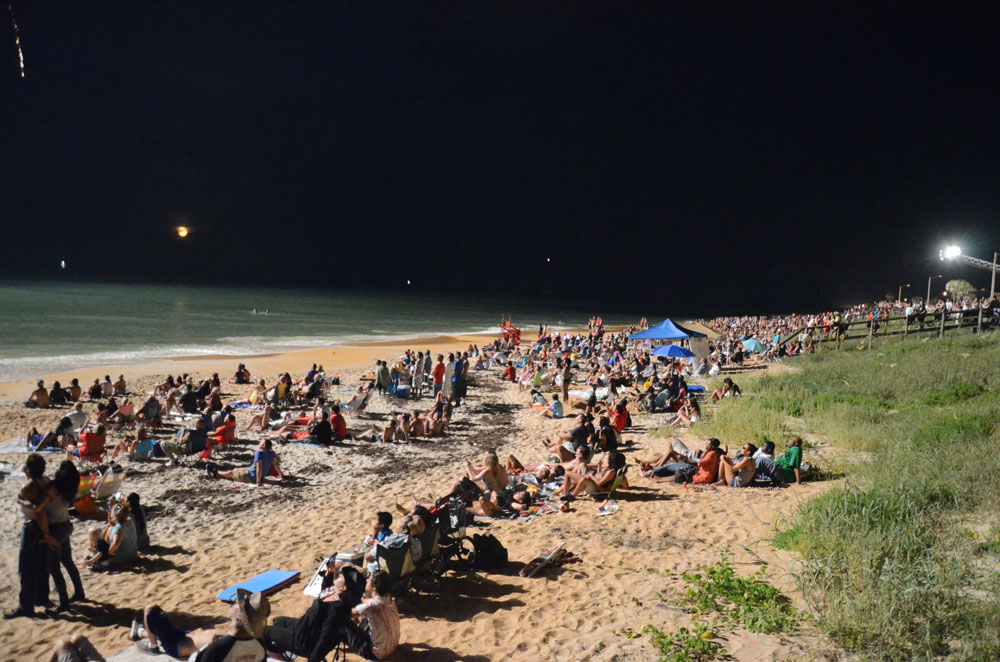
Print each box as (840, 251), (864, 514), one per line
(673, 465), (697, 484)
(471, 533), (508, 570)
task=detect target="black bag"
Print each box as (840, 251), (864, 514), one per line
(673, 465), (697, 484)
(471, 533), (508, 570)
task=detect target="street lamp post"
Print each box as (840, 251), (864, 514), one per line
(926, 275), (942, 304)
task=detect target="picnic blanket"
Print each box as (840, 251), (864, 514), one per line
(0, 437), (62, 455)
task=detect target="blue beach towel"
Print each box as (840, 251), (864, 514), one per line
(216, 569), (300, 602)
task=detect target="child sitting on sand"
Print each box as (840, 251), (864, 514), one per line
(78, 525), (111, 569)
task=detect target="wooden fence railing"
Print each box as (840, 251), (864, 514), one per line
(784, 308), (999, 351)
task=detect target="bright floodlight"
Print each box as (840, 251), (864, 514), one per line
(941, 245), (962, 260)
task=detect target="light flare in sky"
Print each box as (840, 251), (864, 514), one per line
(176, 226), (189, 238)
(8, 4), (24, 78)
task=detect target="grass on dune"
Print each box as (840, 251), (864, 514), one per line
(690, 332), (1000, 661)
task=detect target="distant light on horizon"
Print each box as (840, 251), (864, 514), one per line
(176, 226), (189, 238)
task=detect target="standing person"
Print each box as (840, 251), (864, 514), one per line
(561, 358), (572, 403)
(37, 461), (85, 610)
(6, 454), (49, 619)
(431, 355), (446, 398)
(375, 361), (390, 396)
(411, 352), (425, 398)
(451, 353), (466, 406)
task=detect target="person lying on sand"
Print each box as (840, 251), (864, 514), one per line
(505, 454), (567, 483)
(468, 488), (534, 517)
(267, 412), (333, 446)
(207, 439), (284, 487)
(645, 438), (722, 484)
(132, 589), (269, 661)
(44, 632), (106, 662)
(244, 403), (276, 432)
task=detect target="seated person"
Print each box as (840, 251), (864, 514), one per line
(350, 572), (400, 661)
(409, 411), (428, 438)
(710, 377), (742, 401)
(26, 380), (50, 408)
(106, 399), (135, 428)
(541, 394), (564, 419)
(558, 451), (626, 500)
(752, 440), (775, 460)
(159, 419), (209, 465)
(100, 376), (113, 398)
(178, 385), (200, 414)
(65, 424), (106, 461)
(670, 398), (700, 428)
(454, 451), (507, 494)
(591, 416), (620, 452)
(87, 379), (102, 400)
(263, 565), (366, 662)
(78, 525), (111, 570)
(528, 388), (548, 406)
(212, 414), (237, 446)
(110, 424), (152, 461)
(362, 511), (394, 566)
(545, 414), (591, 462)
(231, 363), (252, 384)
(67, 378), (82, 402)
(94, 502), (137, 570)
(206, 387), (223, 412)
(49, 381), (68, 406)
(136, 395), (161, 425)
(208, 439), (282, 487)
(113, 375), (127, 396)
(244, 403), (276, 432)
(773, 437), (803, 484)
(500, 362), (517, 381)
(133, 589), (269, 661)
(716, 443), (758, 487)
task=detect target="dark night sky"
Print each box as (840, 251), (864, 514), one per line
(3, 2), (1000, 316)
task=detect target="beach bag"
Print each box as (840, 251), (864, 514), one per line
(376, 533), (413, 581)
(471, 534), (508, 570)
(673, 466), (697, 484)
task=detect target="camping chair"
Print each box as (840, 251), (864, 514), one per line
(595, 466), (628, 500)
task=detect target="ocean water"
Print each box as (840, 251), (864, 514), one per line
(0, 281), (634, 383)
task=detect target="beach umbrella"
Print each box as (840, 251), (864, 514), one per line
(651, 344), (696, 359)
(742, 338), (765, 353)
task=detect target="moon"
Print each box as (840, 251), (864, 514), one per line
(176, 226), (189, 238)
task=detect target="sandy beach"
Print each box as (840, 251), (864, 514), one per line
(0, 335), (840, 662)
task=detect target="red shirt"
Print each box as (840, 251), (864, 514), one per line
(610, 409), (627, 432)
(214, 420), (236, 444)
(432, 362), (446, 383)
(331, 413), (347, 440)
(693, 450), (720, 484)
(502, 366), (516, 381)
(79, 432), (106, 457)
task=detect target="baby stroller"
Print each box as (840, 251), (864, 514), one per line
(374, 500), (477, 596)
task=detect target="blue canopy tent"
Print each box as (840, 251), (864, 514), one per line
(628, 318), (707, 340)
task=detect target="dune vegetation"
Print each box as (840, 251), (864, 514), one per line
(696, 333), (1000, 661)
